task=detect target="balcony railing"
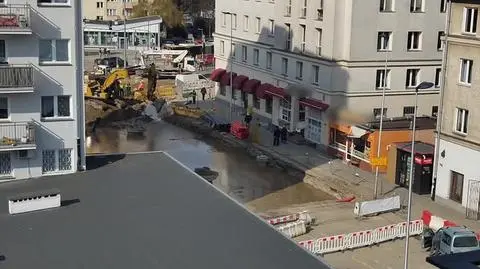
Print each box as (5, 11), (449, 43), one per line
(0, 4), (31, 33)
(0, 64), (34, 90)
(0, 121), (36, 149)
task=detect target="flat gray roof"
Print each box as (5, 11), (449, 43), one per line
(0, 152), (333, 269)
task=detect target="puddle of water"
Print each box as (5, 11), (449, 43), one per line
(87, 121), (333, 205)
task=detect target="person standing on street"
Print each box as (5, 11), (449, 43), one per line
(147, 63), (157, 101)
(281, 125), (288, 143)
(273, 126), (281, 146)
(200, 87), (207, 101)
(191, 89), (197, 104)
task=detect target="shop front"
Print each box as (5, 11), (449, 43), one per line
(299, 98), (329, 145)
(328, 123), (371, 167)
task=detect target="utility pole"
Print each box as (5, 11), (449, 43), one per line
(123, 0), (127, 67)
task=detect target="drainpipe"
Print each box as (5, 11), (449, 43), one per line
(431, 0), (451, 201)
(75, 0), (86, 171)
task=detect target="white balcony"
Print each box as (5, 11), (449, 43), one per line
(0, 64), (34, 93)
(0, 4), (31, 35)
(0, 121), (36, 151)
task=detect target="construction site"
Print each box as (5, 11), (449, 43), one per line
(82, 50), (479, 269)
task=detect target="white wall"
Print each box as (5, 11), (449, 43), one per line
(436, 139), (480, 208)
(1, 0), (84, 179)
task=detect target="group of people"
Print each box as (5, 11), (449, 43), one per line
(273, 125), (288, 146)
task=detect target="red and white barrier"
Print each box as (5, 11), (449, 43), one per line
(298, 219), (423, 255)
(266, 211), (311, 226)
(421, 210), (457, 232)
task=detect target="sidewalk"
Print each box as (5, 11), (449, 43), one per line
(192, 98), (480, 232)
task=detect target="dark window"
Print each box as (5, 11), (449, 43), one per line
(265, 96), (272, 114)
(437, 31), (444, 50)
(0, 97), (8, 119)
(220, 85), (226, 96)
(450, 171), (464, 203)
(299, 104), (305, 121)
(432, 106), (438, 118)
(403, 106), (415, 116)
(253, 95), (260, 109)
(373, 107), (387, 118)
(41, 96), (54, 118)
(57, 96), (70, 117)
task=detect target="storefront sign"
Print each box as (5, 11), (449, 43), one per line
(414, 156), (433, 165)
(371, 157), (387, 167)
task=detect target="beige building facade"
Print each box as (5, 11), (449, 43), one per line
(435, 0), (480, 211)
(84, 0), (136, 21)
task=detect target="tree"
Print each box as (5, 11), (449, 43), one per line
(132, 0), (183, 28)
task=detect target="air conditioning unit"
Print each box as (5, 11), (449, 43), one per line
(18, 150), (34, 159)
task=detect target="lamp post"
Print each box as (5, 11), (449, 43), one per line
(403, 81), (434, 269)
(224, 12), (234, 122)
(198, 28), (205, 63)
(123, 2), (127, 67)
(373, 33), (389, 199)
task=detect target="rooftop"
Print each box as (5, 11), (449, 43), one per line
(395, 141), (435, 155)
(83, 16), (162, 25)
(0, 152), (332, 269)
(361, 116), (436, 131)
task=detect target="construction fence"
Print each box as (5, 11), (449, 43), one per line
(298, 219), (423, 255)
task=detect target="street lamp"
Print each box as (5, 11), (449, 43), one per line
(224, 12), (234, 122)
(403, 81), (434, 269)
(198, 28), (205, 63)
(373, 32), (390, 199)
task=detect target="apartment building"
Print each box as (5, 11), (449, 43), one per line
(213, 0), (446, 157)
(84, 0), (135, 21)
(0, 0), (85, 180)
(435, 0), (480, 211)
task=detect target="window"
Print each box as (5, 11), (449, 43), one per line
(219, 85), (226, 96)
(316, 28), (322, 56)
(410, 0), (423, 12)
(300, 0), (307, 18)
(253, 95), (260, 109)
(300, 24), (306, 52)
(41, 96), (71, 119)
(455, 108), (469, 134)
(375, 69), (391, 89)
(407, 32), (422, 50)
(377, 32), (392, 51)
(299, 104), (306, 122)
(0, 40), (5, 63)
(253, 49), (259, 65)
(96, 16), (104, 20)
(220, 41), (225, 55)
(312, 65), (319, 84)
(380, 0), (394, 12)
(460, 59), (473, 84)
(317, 9), (323, 21)
(440, 0), (447, 13)
(265, 96), (273, 114)
(403, 106), (415, 116)
(281, 57), (288, 76)
(0, 152), (11, 176)
(285, 0), (291, 16)
(231, 43), (235, 59)
(38, 0), (69, 4)
(42, 148), (73, 174)
(96, 2), (103, 8)
(39, 39), (69, 63)
(255, 17), (261, 34)
(222, 13), (226, 27)
(266, 52), (272, 69)
(107, 9), (116, 16)
(285, 23), (291, 50)
(405, 69), (419, 88)
(437, 31), (445, 50)
(243, 15), (249, 31)
(232, 14), (237, 29)
(450, 171), (464, 203)
(0, 97), (8, 119)
(432, 106), (438, 117)
(435, 68), (441, 88)
(269, 19), (274, 35)
(296, 61), (303, 80)
(373, 108), (387, 119)
(280, 98), (291, 122)
(241, 45), (247, 62)
(463, 8), (478, 34)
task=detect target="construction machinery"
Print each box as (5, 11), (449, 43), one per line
(85, 69), (129, 99)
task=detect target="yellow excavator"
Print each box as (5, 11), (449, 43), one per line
(85, 69), (129, 99)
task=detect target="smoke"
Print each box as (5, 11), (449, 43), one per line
(327, 107), (371, 126)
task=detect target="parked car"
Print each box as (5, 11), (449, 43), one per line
(94, 57), (128, 68)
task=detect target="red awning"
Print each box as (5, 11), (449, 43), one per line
(232, 75), (249, 89)
(209, 68), (226, 82)
(220, 72), (237, 86)
(265, 86), (287, 98)
(242, 79), (261, 94)
(299, 98), (330, 111)
(256, 83), (274, 99)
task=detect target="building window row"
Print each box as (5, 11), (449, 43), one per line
(380, 0), (447, 13)
(375, 68), (441, 90)
(377, 31), (444, 52)
(284, 0), (323, 21)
